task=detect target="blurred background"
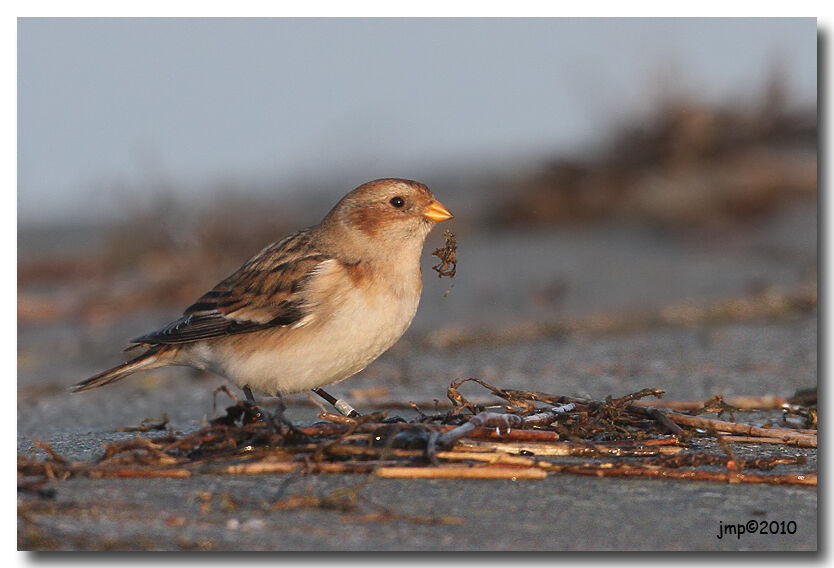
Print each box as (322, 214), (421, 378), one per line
(18, 18), (817, 429)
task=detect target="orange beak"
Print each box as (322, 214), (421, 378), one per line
(423, 200), (454, 222)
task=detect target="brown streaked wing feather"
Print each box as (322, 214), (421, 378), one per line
(131, 230), (328, 345)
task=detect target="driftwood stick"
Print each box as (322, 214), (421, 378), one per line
(787, 428), (819, 435)
(519, 403), (577, 427)
(298, 439), (683, 461)
(635, 395), (788, 411)
(87, 468), (192, 479)
(720, 435), (811, 446)
(456, 439), (682, 457)
(311, 462), (381, 474)
(317, 411), (359, 425)
(435, 404), (575, 450)
(33, 441), (68, 465)
(436, 451), (539, 467)
(464, 428), (563, 442)
(376, 466), (547, 480)
(543, 464), (816, 486)
(216, 460), (390, 476)
(435, 411), (524, 450)
(218, 462), (300, 475)
(663, 412), (817, 447)
(627, 405), (684, 435)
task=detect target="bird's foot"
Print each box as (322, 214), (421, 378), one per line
(237, 385), (308, 441)
(237, 384), (280, 433)
(270, 393), (307, 441)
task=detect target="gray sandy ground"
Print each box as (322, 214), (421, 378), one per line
(18, 202), (817, 551)
(19, 472), (816, 551)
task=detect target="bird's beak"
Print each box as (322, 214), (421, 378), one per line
(423, 200), (454, 222)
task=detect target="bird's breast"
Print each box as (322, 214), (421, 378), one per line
(325, 259), (422, 345)
(190, 257), (423, 394)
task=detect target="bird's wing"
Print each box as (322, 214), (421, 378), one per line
(131, 230), (330, 345)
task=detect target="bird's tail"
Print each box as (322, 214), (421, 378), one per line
(72, 346), (170, 392)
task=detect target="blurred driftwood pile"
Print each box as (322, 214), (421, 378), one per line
(493, 84), (816, 230)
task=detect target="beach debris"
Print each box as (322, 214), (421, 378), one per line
(114, 414), (170, 433)
(431, 230), (457, 279)
(18, 381), (816, 492)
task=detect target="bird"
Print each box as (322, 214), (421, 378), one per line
(72, 178), (453, 416)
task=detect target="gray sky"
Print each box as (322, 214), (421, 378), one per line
(18, 18), (816, 225)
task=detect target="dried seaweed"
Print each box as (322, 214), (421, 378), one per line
(431, 230), (457, 278)
(18, 382), (816, 494)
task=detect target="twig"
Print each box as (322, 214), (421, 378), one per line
(664, 412), (817, 447)
(87, 468), (192, 478)
(436, 451), (538, 467)
(634, 395), (788, 411)
(435, 411), (523, 450)
(218, 462), (300, 475)
(714, 431), (740, 471)
(447, 377), (538, 413)
(317, 411), (359, 425)
(114, 414), (169, 433)
(305, 391), (329, 415)
(542, 464), (816, 486)
(609, 388), (666, 406)
(33, 441), (68, 465)
(519, 403), (577, 427)
(434, 404), (576, 451)
(456, 439), (682, 457)
(720, 435), (807, 445)
(376, 466), (547, 480)
(627, 405), (684, 435)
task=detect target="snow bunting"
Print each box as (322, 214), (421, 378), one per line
(73, 178), (453, 403)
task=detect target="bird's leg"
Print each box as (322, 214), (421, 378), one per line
(312, 387), (361, 418)
(242, 385), (256, 403)
(271, 393), (306, 438)
(240, 384), (279, 433)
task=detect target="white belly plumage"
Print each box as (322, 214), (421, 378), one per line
(183, 280), (420, 395)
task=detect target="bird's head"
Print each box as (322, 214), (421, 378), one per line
(321, 178), (453, 261)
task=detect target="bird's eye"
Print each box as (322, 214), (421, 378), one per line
(389, 196), (405, 208)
